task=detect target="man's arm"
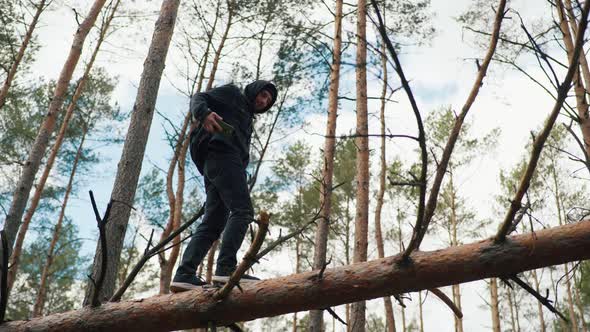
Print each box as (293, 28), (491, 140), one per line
(190, 84), (239, 133)
(189, 91), (212, 124)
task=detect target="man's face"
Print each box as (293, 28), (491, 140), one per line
(254, 89), (273, 111)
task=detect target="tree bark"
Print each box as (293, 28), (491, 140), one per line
(6, 0), (120, 295)
(32, 124), (88, 317)
(351, 0), (368, 329)
(4, 219), (590, 331)
(83, 0), (180, 305)
(2, 0), (107, 267)
(0, 0), (48, 109)
(309, 0), (343, 329)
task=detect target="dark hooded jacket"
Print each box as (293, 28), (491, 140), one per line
(189, 80), (277, 173)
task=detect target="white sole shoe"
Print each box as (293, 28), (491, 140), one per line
(170, 281), (205, 293)
(211, 275), (260, 284)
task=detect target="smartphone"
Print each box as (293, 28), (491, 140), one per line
(218, 119), (234, 137)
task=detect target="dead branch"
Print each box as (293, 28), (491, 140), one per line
(326, 307), (346, 326)
(110, 205), (205, 302)
(88, 191), (112, 307)
(508, 274), (569, 322)
(213, 212), (270, 301)
(429, 288), (463, 319)
(255, 219), (316, 262)
(369, 0), (428, 261)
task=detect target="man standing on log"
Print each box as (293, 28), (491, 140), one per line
(170, 80), (277, 292)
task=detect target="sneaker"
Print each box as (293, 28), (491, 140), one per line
(170, 274), (208, 293)
(212, 269), (260, 284)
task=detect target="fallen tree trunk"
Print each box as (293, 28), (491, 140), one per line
(3, 220), (590, 331)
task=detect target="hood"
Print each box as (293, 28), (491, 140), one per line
(244, 80), (278, 114)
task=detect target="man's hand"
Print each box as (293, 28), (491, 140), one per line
(203, 112), (223, 133)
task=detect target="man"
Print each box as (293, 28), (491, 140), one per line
(170, 80), (277, 292)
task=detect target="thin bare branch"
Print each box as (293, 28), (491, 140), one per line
(110, 206), (205, 302)
(507, 275), (569, 322)
(213, 212), (270, 301)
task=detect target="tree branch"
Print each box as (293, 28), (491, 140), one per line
(507, 274), (569, 321)
(110, 205), (205, 302)
(89, 191), (112, 307)
(213, 212), (270, 301)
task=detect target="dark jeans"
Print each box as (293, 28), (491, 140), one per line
(176, 152), (253, 277)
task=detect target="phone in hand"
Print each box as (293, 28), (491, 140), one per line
(217, 119), (234, 137)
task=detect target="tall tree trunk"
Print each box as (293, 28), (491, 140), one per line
(293, 237), (302, 332)
(550, 266), (570, 332)
(159, 0), (219, 293)
(83, 0), (180, 305)
(556, 0), (590, 159)
(346, 304), (350, 332)
(8, 219), (590, 331)
(32, 124), (88, 317)
(565, 262), (581, 332)
(551, 153), (581, 331)
(448, 174), (464, 332)
(512, 292), (520, 332)
(396, 209), (406, 332)
(418, 291), (424, 332)
(205, 241), (218, 283)
(507, 288), (517, 332)
(0, 0), (48, 109)
(452, 284), (463, 332)
(6, 0), (120, 295)
(309, 0), (343, 330)
(531, 269), (546, 332)
(373, 16), (396, 332)
(2, 0), (107, 268)
(351, 0), (368, 329)
(400, 307), (406, 332)
(159, 136), (189, 294)
(206, 0), (232, 91)
(574, 275), (589, 332)
(490, 278), (501, 332)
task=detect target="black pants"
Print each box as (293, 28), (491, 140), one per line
(176, 153), (253, 276)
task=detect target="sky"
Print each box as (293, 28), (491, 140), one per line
(12, 0), (586, 330)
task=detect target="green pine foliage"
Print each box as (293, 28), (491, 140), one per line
(7, 217), (88, 320)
